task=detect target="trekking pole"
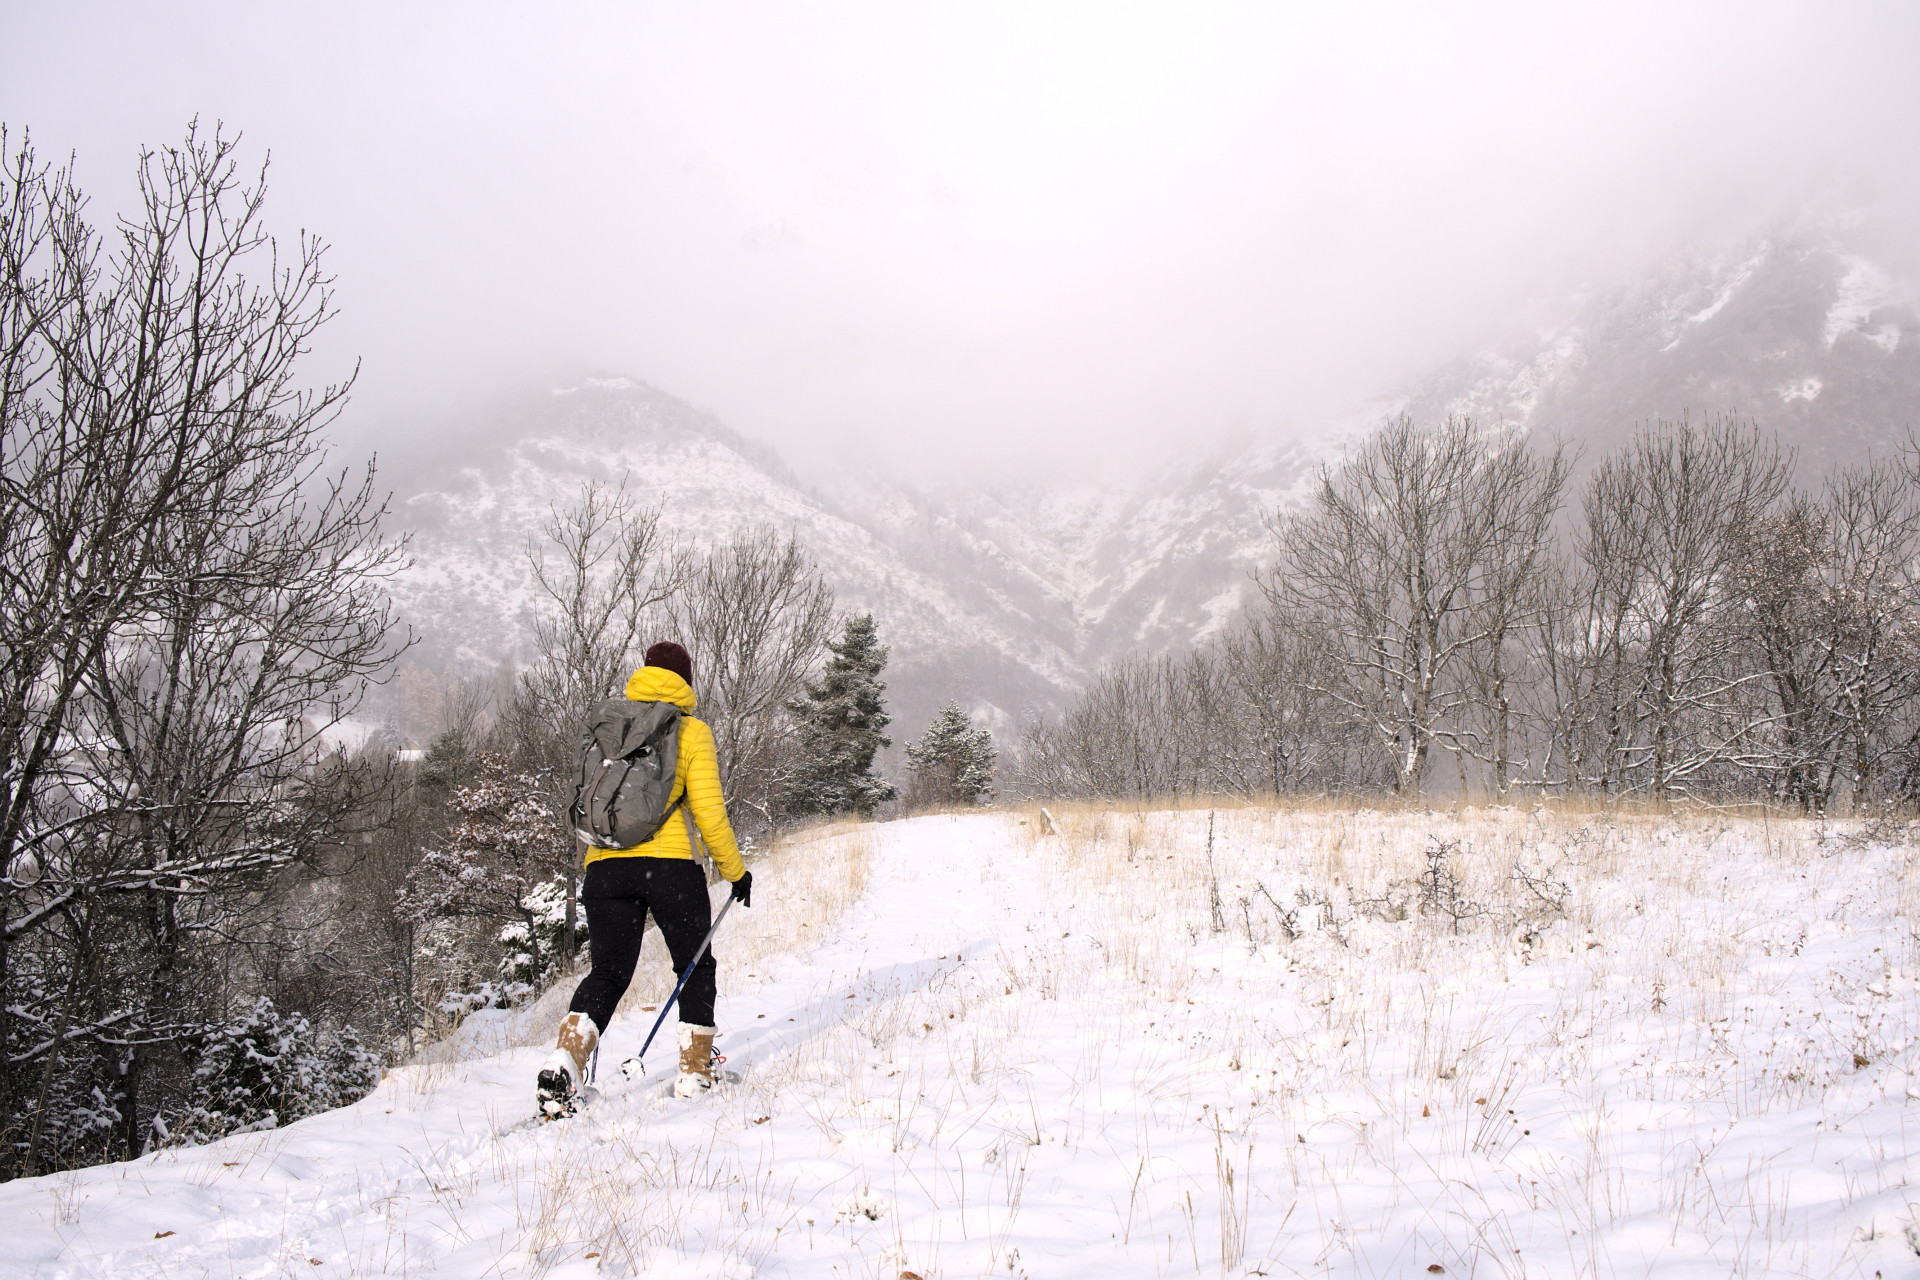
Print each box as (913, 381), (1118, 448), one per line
(622, 893), (736, 1077)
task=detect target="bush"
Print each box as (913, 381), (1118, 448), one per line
(167, 997), (380, 1144)
(436, 980), (534, 1021)
(498, 875), (587, 988)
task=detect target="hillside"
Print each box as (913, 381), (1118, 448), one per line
(7, 805), (1917, 1278)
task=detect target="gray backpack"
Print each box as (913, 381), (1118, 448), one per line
(568, 698), (686, 850)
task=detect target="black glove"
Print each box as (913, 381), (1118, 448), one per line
(730, 869), (753, 907)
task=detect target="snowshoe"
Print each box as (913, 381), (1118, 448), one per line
(536, 1011), (602, 1120)
(536, 1063), (578, 1120)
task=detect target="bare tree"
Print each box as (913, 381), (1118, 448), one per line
(1265, 416), (1564, 794)
(1218, 605), (1364, 795)
(1820, 458), (1920, 802)
(1525, 549), (1603, 791)
(55, 460), (402, 1162)
(1451, 436), (1570, 793)
(1010, 613), (1368, 804)
(1733, 461), (1920, 809)
(1566, 417), (1792, 799)
(1023, 653), (1187, 801)
(1732, 494), (1840, 806)
(506, 480), (682, 959)
(665, 529), (835, 834)
(1827, 461), (1920, 804)
(1, 123), (403, 1173)
(521, 480), (682, 721)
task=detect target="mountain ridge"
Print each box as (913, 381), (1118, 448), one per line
(1403, 225), (1918, 471)
(379, 223), (1917, 746)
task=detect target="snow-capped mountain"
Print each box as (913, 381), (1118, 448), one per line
(381, 377), (1325, 741)
(814, 432), (1326, 670)
(1401, 222), (1918, 470)
(380, 223), (1916, 743)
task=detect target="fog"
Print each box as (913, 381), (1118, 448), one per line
(4, 2), (1918, 480)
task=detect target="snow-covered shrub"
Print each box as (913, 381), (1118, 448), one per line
(436, 980), (534, 1021)
(400, 756), (583, 1029)
(1416, 837), (1484, 934)
(497, 875), (587, 988)
(170, 997), (379, 1144)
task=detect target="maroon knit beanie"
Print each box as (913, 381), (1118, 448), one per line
(644, 640), (693, 686)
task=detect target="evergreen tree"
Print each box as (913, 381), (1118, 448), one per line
(171, 998), (380, 1144)
(905, 702), (997, 807)
(784, 615), (897, 817)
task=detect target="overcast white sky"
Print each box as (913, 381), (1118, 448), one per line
(4, 2), (1917, 478)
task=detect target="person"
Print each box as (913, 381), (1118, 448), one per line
(537, 640), (754, 1112)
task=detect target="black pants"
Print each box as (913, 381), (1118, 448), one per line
(568, 857), (717, 1031)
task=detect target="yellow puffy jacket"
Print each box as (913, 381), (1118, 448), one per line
(582, 665), (747, 883)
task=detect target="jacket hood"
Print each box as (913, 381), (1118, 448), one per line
(625, 665), (697, 712)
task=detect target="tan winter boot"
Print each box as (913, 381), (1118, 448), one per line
(536, 1011), (600, 1119)
(674, 1023), (718, 1097)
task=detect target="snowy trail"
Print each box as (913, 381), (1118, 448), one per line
(666, 813), (1026, 1087)
(6, 807), (1920, 1279)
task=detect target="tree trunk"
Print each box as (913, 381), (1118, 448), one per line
(564, 841), (580, 972)
(117, 1048), (143, 1162)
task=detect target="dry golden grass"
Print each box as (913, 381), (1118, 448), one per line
(295, 797), (1915, 1276)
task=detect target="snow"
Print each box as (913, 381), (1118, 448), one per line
(1195, 580), (1249, 640)
(8, 805), (1918, 1278)
(1685, 250), (1766, 328)
(1825, 257), (1902, 352)
(1441, 329), (1587, 428)
(1654, 248), (1769, 352)
(305, 715), (394, 755)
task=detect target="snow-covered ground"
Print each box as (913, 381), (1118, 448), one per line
(8, 804), (1919, 1278)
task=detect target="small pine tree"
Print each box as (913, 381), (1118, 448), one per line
(171, 997), (379, 1143)
(905, 702), (996, 807)
(784, 614), (898, 818)
(415, 724), (474, 788)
